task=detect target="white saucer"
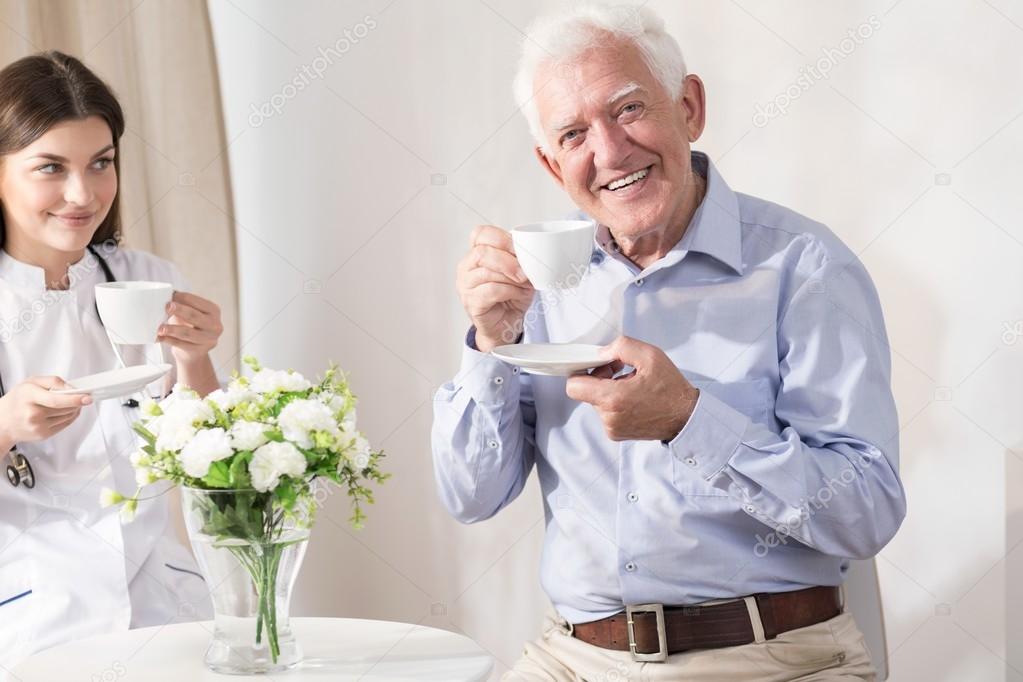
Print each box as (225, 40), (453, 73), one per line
(491, 343), (607, 376)
(52, 364), (172, 401)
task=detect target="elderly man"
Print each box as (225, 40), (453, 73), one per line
(432, 4), (905, 680)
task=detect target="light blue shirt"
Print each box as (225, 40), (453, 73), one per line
(431, 151), (907, 624)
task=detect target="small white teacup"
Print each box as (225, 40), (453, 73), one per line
(510, 220), (596, 291)
(95, 281), (173, 345)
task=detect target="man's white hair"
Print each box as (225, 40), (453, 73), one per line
(512, 3), (687, 154)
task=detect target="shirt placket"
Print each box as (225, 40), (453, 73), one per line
(615, 270), (645, 601)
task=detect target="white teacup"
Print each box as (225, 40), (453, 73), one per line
(511, 220), (596, 291)
(95, 281), (173, 345)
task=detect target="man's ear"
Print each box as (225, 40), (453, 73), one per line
(679, 74), (707, 143)
(534, 146), (565, 189)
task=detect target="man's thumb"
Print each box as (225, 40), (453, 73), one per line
(599, 336), (646, 368)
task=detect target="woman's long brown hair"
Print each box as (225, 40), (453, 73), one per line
(0, 51), (125, 248)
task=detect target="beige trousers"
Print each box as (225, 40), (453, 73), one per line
(503, 607), (877, 681)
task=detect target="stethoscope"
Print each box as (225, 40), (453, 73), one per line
(2, 245), (135, 489)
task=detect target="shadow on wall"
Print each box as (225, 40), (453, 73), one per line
(1007, 446), (1023, 680)
(830, 240), (930, 682)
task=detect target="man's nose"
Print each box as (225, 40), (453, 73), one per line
(63, 172), (95, 207)
(589, 121), (633, 169)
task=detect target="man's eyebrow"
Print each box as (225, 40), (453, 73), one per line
(606, 82), (643, 107)
(549, 83), (646, 132)
(551, 116), (581, 133)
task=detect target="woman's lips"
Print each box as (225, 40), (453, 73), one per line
(49, 212), (95, 228)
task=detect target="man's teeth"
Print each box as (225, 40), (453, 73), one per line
(607, 167), (649, 191)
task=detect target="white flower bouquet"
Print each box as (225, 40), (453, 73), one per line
(101, 356), (388, 671)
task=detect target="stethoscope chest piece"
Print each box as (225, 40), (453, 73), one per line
(6, 451), (35, 489)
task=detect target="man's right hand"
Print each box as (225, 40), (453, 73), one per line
(0, 376), (91, 450)
(456, 225), (535, 353)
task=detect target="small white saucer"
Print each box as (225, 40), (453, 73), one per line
(52, 364), (172, 401)
(491, 343), (607, 376)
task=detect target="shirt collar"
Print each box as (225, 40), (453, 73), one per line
(0, 249), (47, 289)
(0, 248), (101, 290)
(590, 151), (744, 276)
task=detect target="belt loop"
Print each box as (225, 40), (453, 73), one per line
(755, 593), (779, 639)
(743, 596), (767, 644)
(555, 612), (574, 637)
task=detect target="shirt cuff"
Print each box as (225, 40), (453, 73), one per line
(665, 388), (749, 480)
(453, 327), (518, 405)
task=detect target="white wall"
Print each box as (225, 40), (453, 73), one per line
(207, 1), (1023, 679)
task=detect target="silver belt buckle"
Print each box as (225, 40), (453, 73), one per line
(626, 603), (668, 662)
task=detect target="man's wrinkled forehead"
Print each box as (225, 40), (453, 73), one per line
(536, 42), (659, 130)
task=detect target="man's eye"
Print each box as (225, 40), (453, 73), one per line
(561, 130), (582, 146)
(620, 103), (642, 116)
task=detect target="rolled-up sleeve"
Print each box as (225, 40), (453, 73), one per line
(666, 254), (907, 559)
(431, 328), (536, 524)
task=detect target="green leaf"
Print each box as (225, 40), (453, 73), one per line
(229, 452), (252, 488)
(274, 480), (297, 511)
(202, 460), (233, 489)
(132, 423), (156, 447)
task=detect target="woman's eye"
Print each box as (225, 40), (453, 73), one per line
(92, 157), (114, 170)
(37, 163), (62, 174)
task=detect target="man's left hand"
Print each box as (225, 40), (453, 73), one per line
(566, 336), (700, 442)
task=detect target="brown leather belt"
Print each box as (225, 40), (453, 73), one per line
(572, 586), (842, 662)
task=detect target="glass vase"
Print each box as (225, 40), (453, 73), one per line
(181, 487), (312, 674)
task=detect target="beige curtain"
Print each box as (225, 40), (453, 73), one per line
(0, 0), (239, 371)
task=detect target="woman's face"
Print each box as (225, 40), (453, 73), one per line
(0, 115), (117, 257)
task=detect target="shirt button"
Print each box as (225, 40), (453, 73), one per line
(627, 492), (639, 503)
(487, 440), (498, 449)
(743, 504), (756, 514)
(684, 457), (698, 468)
(511, 367), (520, 374)
(493, 376), (504, 385)
(635, 278), (644, 286)
(625, 562), (637, 572)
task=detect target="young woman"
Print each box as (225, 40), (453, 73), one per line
(0, 51), (223, 672)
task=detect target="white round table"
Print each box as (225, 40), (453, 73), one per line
(13, 617), (494, 681)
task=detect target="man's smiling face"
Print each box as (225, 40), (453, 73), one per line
(533, 37), (704, 246)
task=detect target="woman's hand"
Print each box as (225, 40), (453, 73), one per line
(159, 292), (223, 363)
(158, 291), (223, 397)
(0, 376), (91, 450)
